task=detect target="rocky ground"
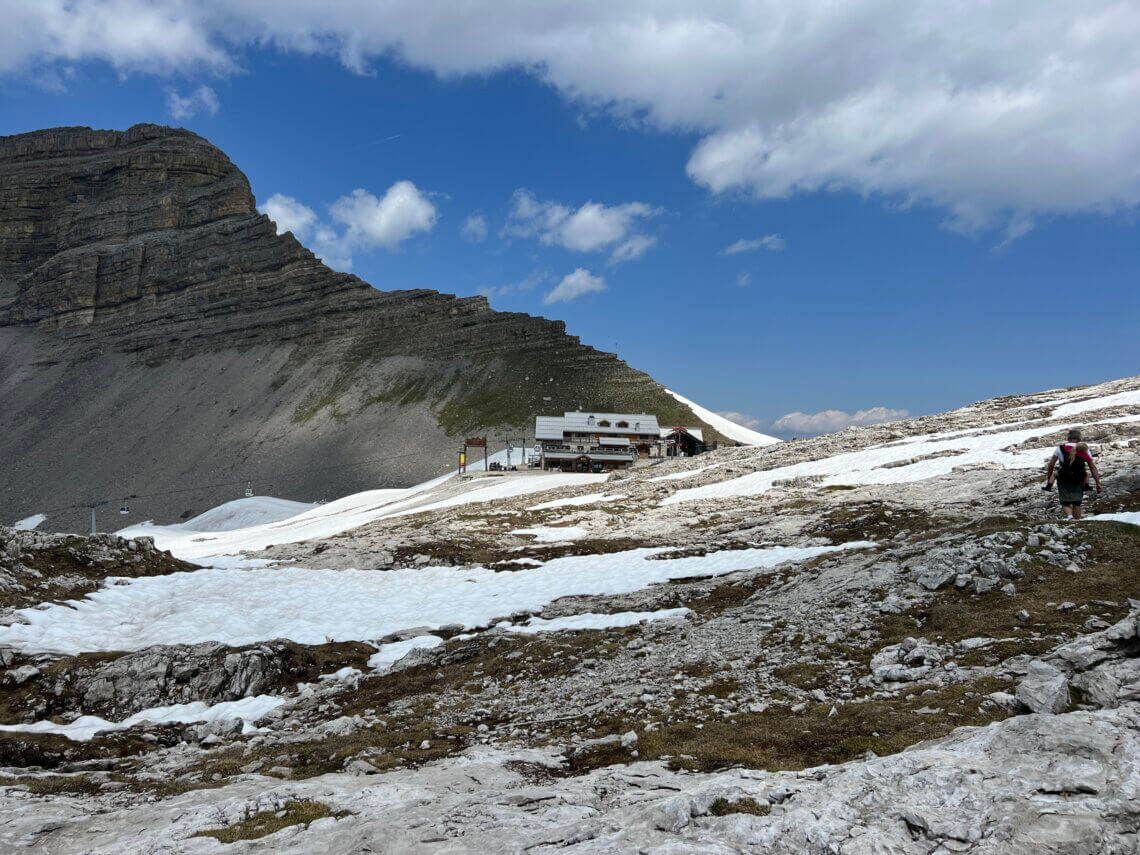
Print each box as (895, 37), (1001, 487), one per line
(1, 376), (1139, 852)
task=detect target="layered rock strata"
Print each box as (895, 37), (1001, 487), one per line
(0, 125), (703, 529)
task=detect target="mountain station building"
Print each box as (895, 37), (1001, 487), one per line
(535, 412), (662, 471)
(660, 426), (706, 457)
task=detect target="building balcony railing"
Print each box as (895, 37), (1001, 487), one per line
(540, 445), (636, 461)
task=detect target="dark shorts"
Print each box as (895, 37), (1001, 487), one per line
(1058, 483), (1084, 505)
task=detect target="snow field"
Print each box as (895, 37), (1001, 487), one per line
(119, 465), (606, 561)
(665, 404), (1139, 506)
(177, 496), (318, 532)
(12, 514), (46, 531)
(664, 389), (781, 446)
(0, 695), (284, 742)
(0, 543), (872, 655)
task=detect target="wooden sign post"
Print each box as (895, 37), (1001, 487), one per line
(463, 436), (488, 472)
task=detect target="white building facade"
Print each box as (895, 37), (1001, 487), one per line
(535, 412), (661, 471)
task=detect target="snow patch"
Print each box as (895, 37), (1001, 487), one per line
(1048, 390), (1140, 419)
(1089, 512), (1140, 527)
(510, 526), (589, 542)
(527, 493), (625, 511)
(0, 543), (872, 655)
(664, 389), (780, 446)
(665, 407), (1138, 506)
(649, 465), (716, 482)
(12, 514), (46, 531)
(505, 608), (692, 634)
(179, 497), (318, 532)
(367, 635), (444, 670)
(0, 695), (284, 742)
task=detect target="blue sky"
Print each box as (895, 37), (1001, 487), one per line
(2, 3), (1138, 435)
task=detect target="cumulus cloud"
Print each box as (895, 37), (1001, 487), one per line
(544, 268), (606, 304)
(166, 85), (218, 120)
(505, 189), (659, 262)
(257, 181), (437, 271)
(478, 269), (549, 300)
(716, 411), (763, 430)
(8, 4), (1140, 236)
(723, 234), (785, 255)
(460, 213), (488, 243)
(330, 182), (437, 251)
(261, 193), (317, 239)
(771, 407), (910, 436)
(609, 234), (657, 264)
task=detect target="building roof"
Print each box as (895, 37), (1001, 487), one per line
(535, 412), (661, 440)
(660, 426), (705, 442)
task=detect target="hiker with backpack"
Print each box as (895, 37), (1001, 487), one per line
(1043, 428), (1103, 519)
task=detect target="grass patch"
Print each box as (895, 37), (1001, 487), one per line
(569, 678), (1011, 774)
(709, 797), (770, 817)
(192, 800), (350, 844)
(364, 376), (432, 409)
(808, 502), (938, 544)
(0, 773), (104, 797)
(682, 572), (777, 617)
(772, 662), (832, 691)
(870, 520), (1140, 659)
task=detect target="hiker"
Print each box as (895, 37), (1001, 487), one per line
(1043, 429), (1103, 519)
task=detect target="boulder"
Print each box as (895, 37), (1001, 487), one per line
(1016, 661), (1070, 714)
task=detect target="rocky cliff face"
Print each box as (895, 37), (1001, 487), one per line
(0, 125), (705, 530)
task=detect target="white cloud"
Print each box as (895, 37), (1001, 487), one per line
(735, 272), (751, 287)
(330, 182), (438, 251)
(609, 234), (657, 265)
(8, 4), (1140, 235)
(260, 193), (317, 240)
(716, 411), (763, 430)
(256, 181), (437, 271)
(543, 268), (606, 304)
(478, 269), (549, 299)
(771, 406), (910, 436)
(461, 213), (488, 243)
(723, 234), (785, 255)
(165, 85), (218, 120)
(505, 190), (659, 259)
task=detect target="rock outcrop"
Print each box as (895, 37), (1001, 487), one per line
(0, 125), (707, 530)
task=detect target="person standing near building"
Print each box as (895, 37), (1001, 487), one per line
(1043, 429), (1103, 519)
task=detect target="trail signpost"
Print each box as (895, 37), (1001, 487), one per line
(461, 436), (488, 473)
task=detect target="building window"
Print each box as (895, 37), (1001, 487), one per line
(617, 420), (629, 428)
(598, 420), (610, 427)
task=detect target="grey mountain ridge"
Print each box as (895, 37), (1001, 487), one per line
(0, 124), (708, 530)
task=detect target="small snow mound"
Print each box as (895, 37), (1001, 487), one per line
(178, 496), (318, 532)
(664, 389), (780, 446)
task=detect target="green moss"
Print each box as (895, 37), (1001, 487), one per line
(569, 678), (1012, 774)
(709, 797), (770, 817)
(191, 800), (350, 844)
